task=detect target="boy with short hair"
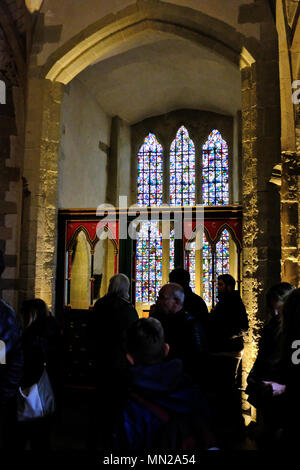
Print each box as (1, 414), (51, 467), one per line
(116, 317), (216, 451)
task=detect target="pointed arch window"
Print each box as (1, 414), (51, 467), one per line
(135, 126), (235, 311)
(136, 221), (162, 304)
(216, 229), (230, 276)
(184, 241), (196, 292)
(170, 126), (195, 206)
(170, 229), (175, 272)
(202, 232), (213, 305)
(202, 129), (229, 205)
(137, 133), (163, 207)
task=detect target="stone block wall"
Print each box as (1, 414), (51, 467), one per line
(0, 17), (24, 308)
(21, 78), (63, 309)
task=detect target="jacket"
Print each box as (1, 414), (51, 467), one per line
(0, 299), (23, 407)
(21, 316), (62, 393)
(116, 359), (214, 450)
(88, 294), (138, 386)
(150, 307), (208, 382)
(183, 287), (209, 326)
(208, 291), (248, 353)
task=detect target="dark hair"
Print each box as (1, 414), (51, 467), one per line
(21, 298), (52, 330)
(125, 318), (166, 365)
(218, 274), (236, 289)
(266, 282), (294, 311)
(169, 268), (190, 287)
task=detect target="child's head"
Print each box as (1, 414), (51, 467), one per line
(125, 317), (169, 366)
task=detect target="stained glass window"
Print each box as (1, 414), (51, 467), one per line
(170, 229), (175, 272)
(137, 133), (163, 207)
(216, 229), (230, 276)
(202, 129), (229, 205)
(170, 126), (195, 206)
(202, 232), (213, 306)
(136, 127), (232, 308)
(185, 241), (196, 292)
(135, 221), (162, 304)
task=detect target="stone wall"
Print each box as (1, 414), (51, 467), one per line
(0, 0), (27, 308)
(58, 78), (111, 209)
(20, 78), (63, 309)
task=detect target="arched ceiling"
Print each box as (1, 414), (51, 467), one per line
(76, 35), (241, 124)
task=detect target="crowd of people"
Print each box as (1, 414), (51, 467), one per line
(1, 245), (300, 451)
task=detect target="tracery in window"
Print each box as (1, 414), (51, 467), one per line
(216, 229), (230, 276)
(135, 221), (162, 304)
(202, 233), (213, 306)
(135, 126), (234, 311)
(184, 242), (196, 292)
(170, 228), (175, 272)
(202, 129), (229, 205)
(137, 133), (163, 207)
(170, 126), (195, 206)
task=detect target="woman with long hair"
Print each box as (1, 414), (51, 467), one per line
(17, 298), (62, 450)
(246, 282), (294, 447)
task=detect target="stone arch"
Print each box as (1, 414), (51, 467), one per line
(42, 2), (258, 84)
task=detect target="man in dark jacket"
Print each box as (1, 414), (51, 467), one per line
(115, 318), (216, 451)
(150, 283), (207, 384)
(169, 267), (209, 326)
(0, 250), (23, 449)
(209, 274), (248, 360)
(208, 274), (248, 436)
(87, 273), (138, 449)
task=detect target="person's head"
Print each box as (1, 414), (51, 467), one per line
(157, 283), (184, 314)
(217, 274), (236, 297)
(169, 268), (190, 289)
(0, 250), (4, 277)
(20, 298), (51, 329)
(266, 282), (294, 318)
(107, 273), (130, 300)
(125, 317), (169, 366)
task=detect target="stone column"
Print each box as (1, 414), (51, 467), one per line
(21, 77), (63, 309)
(241, 64), (262, 389)
(241, 50), (282, 420)
(281, 152), (300, 286)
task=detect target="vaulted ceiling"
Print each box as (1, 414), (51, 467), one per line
(77, 35), (241, 124)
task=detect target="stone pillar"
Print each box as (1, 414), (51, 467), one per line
(281, 152), (300, 286)
(21, 77), (63, 309)
(241, 64), (262, 390)
(241, 52), (282, 419)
